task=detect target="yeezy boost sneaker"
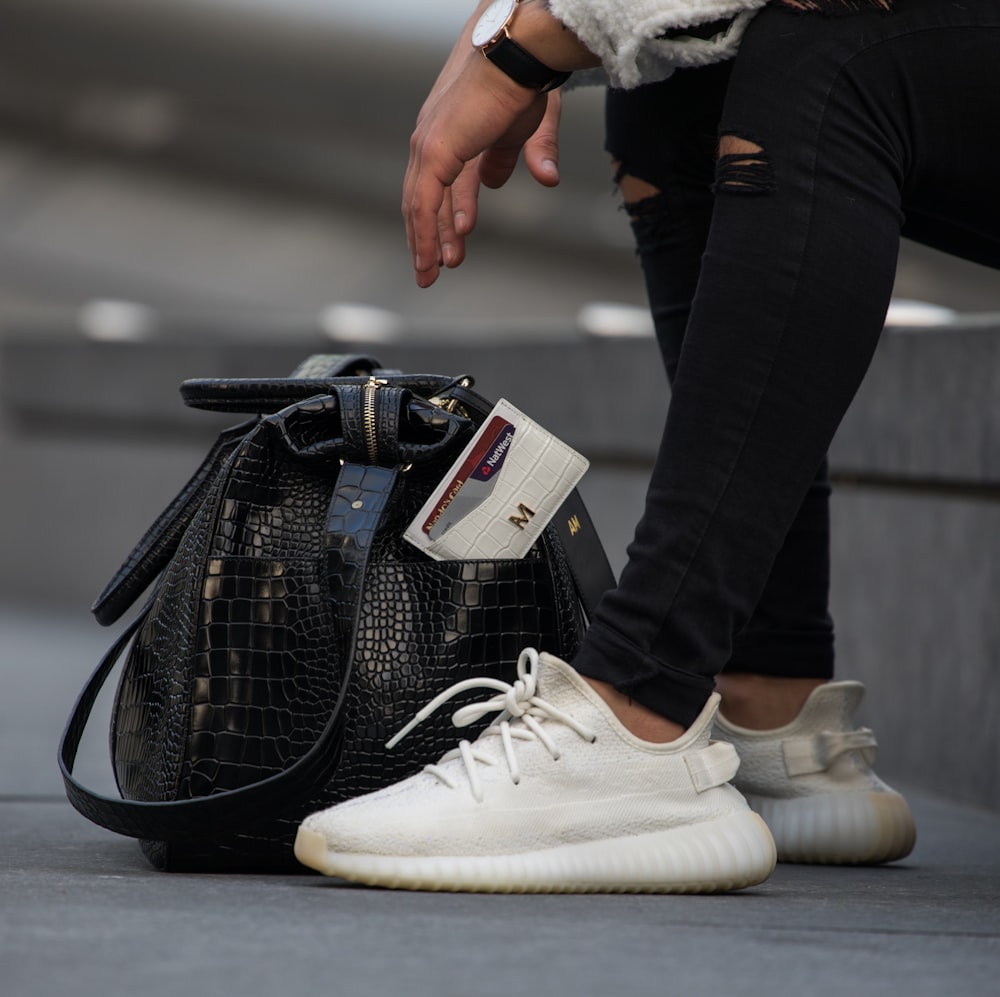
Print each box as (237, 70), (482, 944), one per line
(295, 649), (776, 894)
(714, 681), (916, 865)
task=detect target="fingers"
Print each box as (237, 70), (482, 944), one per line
(405, 155), (479, 287)
(477, 143), (525, 190)
(477, 93), (548, 190)
(402, 123), (458, 287)
(441, 160), (482, 270)
(523, 89), (562, 188)
(435, 187), (466, 272)
(451, 161), (480, 236)
(402, 54), (551, 287)
(437, 187), (461, 270)
(408, 173), (447, 288)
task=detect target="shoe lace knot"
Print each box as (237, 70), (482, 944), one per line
(385, 648), (596, 802)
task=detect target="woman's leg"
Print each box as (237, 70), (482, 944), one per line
(574, 0), (1000, 728)
(296, 0), (1000, 892)
(605, 65), (836, 706)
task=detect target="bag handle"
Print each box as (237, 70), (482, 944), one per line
(92, 354), (393, 626)
(180, 373), (460, 414)
(94, 361), (615, 626)
(60, 462), (400, 841)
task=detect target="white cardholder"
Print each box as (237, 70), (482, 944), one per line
(403, 399), (589, 561)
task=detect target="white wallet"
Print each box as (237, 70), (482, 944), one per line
(403, 399), (589, 561)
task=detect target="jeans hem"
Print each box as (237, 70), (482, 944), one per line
(571, 622), (716, 728)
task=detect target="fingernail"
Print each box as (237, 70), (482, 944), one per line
(454, 211), (469, 234)
(442, 243), (455, 266)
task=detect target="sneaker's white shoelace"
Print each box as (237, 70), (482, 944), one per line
(385, 648), (596, 803)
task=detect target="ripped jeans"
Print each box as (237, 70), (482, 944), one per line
(570, 0), (1000, 726)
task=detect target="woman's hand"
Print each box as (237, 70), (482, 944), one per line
(402, 2), (595, 288)
(402, 52), (552, 288)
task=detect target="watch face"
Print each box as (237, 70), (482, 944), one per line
(472, 0), (518, 48)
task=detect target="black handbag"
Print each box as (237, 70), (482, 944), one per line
(59, 354), (614, 872)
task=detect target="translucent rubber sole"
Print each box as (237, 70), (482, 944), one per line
(294, 811), (777, 894)
(747, 790), (917, 865)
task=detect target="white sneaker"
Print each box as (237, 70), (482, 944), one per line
(714, 681), (917, 865)
(295, 650), (776, 894)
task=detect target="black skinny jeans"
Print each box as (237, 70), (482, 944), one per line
(571, 0), (1000, 727)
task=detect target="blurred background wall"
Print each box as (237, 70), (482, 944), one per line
(0, 0), (643, 330)
(0, 0), (996, 332)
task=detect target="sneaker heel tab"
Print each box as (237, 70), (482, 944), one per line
(782, 727), (879, 777)
(685, 741), (740, 792)
(814, 679), (866, 700)
(806, 680), (867, 723)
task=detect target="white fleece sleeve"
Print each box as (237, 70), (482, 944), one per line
(546, 0), (769, 90)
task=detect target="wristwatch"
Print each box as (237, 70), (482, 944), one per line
(471, 0), (572, 93)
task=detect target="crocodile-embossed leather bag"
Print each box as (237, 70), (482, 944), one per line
(59, 354), (613, 872)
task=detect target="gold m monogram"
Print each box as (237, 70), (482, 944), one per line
(567, 514), (582, 536)
(508, 503), (536, 530)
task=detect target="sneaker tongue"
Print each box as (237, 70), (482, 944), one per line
(432, 654), (599, 770)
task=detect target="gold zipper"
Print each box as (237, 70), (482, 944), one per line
(363, 376), (387, 465)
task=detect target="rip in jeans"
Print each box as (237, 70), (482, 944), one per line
(611, 131), (777, 223)
(713, 134), (777, 195)
(610, 161), (674, 253)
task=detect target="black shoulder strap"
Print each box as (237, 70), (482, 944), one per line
(59, 464), (399, 841)
(59, 613), (348, 840)
(91, 419), (257, 626)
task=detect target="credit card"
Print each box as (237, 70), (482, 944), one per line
(404, 398), (589, 561)
(422, 413), (515, 540)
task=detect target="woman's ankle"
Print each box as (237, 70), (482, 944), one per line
(581, 677), (687, 743)
(715, 673), (828, 730)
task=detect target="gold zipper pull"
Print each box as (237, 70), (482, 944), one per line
(430, 377), (473, 414)
(363, 376), (388, 465)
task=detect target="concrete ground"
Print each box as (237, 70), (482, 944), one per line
(2, 604), (999, 996)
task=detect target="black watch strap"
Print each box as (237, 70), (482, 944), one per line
(484, 36), (571, 92)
